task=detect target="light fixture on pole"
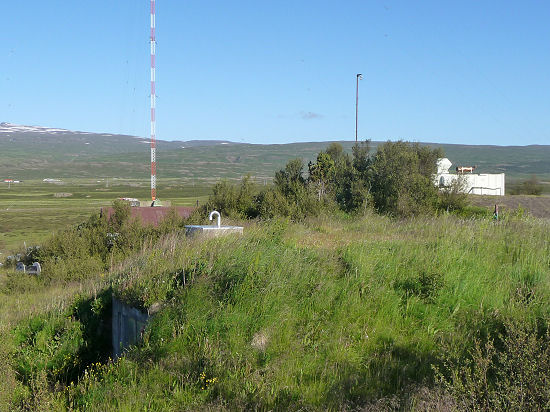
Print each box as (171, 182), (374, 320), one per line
(355, 73), (363, 142)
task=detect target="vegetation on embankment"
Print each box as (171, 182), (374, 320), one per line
(2, 210), (550, 410)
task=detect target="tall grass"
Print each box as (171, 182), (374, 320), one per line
(65, 214), (550, 410)
(2, 212), (549, 410)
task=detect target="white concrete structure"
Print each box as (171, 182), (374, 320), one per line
(185, 210), (244, 237)
(436, 158), (505, 196)
(185, 225), (244, 237)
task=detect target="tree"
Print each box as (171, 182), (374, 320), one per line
(210, 180), (239, 216)
(370, 141), (440, 216)
(209, 175), (258, 218)
(274, 158), (306, 198)
(110, 199), (131, 231)
(272, 158), (317, 219)
(352, 140), (371, 179)
(521, 175), (543, 196)
(308, 152), (335, 201)
(326, 142), (344, 163)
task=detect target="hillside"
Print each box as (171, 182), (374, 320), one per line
(1, 123), (549, 181)
(1, 213), (549, 410)
(0, 123), (237, 180)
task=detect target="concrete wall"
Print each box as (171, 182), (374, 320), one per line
(437, 173), (505, 196)
(185, 225), (244, 237)
(112, 296), (149, 359)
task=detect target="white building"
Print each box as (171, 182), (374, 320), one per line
(436, 158), (505, 196)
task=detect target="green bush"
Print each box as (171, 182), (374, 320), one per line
(436, 319), (550, 411)
(254, 188), (292, 218)
(207, 175), (259, 219)
(201, 141), (444, 221)
(510, 175), (543, 196)
(438, 174), (470, 212)
(13, 314), (84, 386)
(16, 199), (187, 281)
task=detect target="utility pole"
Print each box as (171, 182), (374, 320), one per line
(355, 73), (363, 142)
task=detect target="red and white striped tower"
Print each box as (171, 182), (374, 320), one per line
(150, 0), (157, 201)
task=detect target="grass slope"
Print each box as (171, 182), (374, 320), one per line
(2, 212), (549, 410)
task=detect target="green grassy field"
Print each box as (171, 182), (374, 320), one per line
(0, 179), (213, 256)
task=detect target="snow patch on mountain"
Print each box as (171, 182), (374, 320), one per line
(0, 122), (80, 135)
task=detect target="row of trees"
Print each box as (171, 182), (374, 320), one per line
(206, 140), (463, 219)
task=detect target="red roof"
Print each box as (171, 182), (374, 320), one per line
(103, 206), (195, 226)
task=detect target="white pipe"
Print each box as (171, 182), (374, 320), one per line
(209, 210), (221, 228)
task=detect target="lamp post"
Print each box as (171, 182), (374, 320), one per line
(355, 73), (363, 142)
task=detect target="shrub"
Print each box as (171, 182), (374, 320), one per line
(435, 319), (550, 411)
(208, 175), (258, 218)
(254, 188), (292, 219)
(438, 174), (470, 212)
(16, 198), (178, 280)
(510, 175), (543, 196)
(203, 141), (445, 220)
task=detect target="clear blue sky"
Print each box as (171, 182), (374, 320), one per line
(2, 1), (549, 145)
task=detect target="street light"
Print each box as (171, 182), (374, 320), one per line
(355, 73), (363, 142)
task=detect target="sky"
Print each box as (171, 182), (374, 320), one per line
(2, 1), (549, 145)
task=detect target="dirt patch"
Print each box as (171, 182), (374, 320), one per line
(470, 195), (550, 218)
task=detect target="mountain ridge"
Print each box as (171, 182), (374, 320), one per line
(1, 123), (549, 181)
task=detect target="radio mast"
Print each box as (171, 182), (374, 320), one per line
(150, 0), (157, 202)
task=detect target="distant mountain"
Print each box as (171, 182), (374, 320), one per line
(0, 122), (98, 135)
(0, 123), (549, 181)
(0, 122), (236, 149)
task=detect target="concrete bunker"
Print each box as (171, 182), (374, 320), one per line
(112, 297), (150, 359)
(112, 211), (243, 358)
